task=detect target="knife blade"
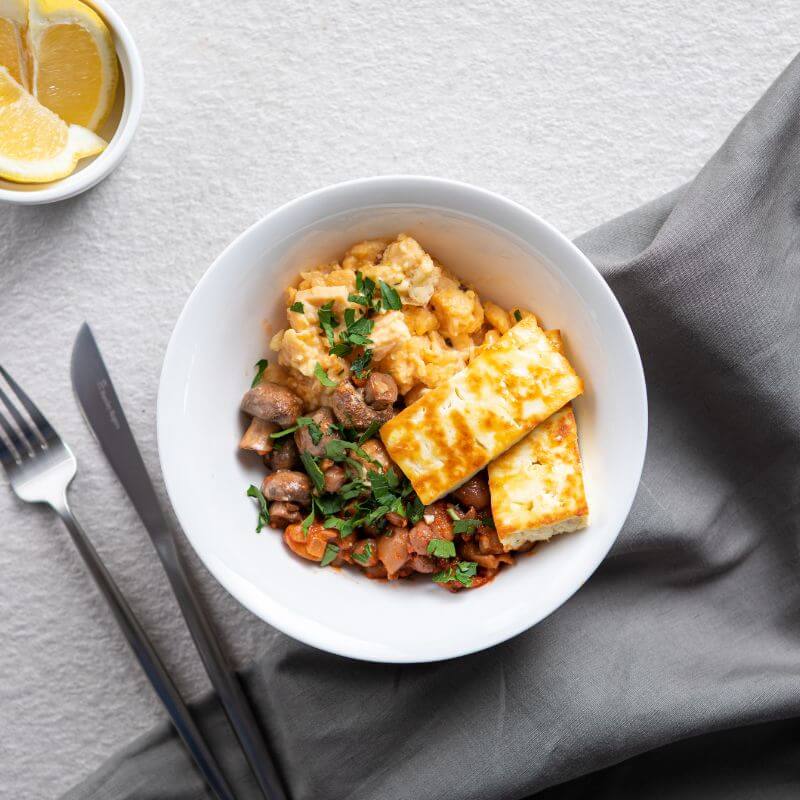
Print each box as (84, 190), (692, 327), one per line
(71, 322), (287, 800)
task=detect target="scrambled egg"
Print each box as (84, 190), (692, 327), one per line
(269, 233), (529, 409)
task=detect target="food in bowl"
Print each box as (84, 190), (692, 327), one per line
(0, 0), (118, 183)
(241, 234), (589, 591)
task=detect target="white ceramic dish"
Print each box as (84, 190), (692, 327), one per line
(158, 176), (647, 663)
(0, 0), (143, 205)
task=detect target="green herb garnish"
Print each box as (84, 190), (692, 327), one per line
(314, 363), (337, 387)
(407, 495), (425, 524)
(350, 348), (373, 378)
(427, 539), (456, 558)
(378, 280), (402, 310)
(320, 543), (339, 567)
(246, 484), (270, 532)
(270, 426), (298, 439)
(300, 451), (325, 492)
(290, 301), (304, 314)
(296, 416), (323, 445)
(447, 507), (459, 521)
(453, 518), (481, 535)
(358, 420), (381, 444)
(433, 560), (478, 587)
(513, 309), (522, 322)
(352, 542), (374, 565)
(318, 302), (338, 347)
(251, 359), (269, 388)
(301, 508), (315, 536)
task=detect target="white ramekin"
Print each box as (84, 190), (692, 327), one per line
(0, 0), (143, 206)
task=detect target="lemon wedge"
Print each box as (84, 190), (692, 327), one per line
(27, 0), (117, 131)
(0, 0), (28, 88)
(0, 65), (105, 182)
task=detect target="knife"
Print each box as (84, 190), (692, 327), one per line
(71, 322), (288, 800)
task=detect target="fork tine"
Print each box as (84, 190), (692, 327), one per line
(0, 407), (24, 465)
(0, 364), (56, 447)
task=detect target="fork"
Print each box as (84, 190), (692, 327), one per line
(0, 365), (237, 800)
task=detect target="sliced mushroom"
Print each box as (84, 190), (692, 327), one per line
(364, 372), (398, 410)
(239, 417), (277, 455)
(351, 538), (379, 568)
(294, 407), (339, 458)
(261, 470), (311, 505)
(268, 501), (303, 528)
(267, 438), (300, 471)
(241, 382), (303, 427)
(330, 380), (395, 431)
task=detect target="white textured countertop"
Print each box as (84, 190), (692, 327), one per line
(1, 2), (797, 796)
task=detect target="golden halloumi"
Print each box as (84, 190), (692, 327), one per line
(488, 330), (588, 550)
(380, 317), (583, 504)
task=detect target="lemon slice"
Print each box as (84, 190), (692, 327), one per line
(27, 0), (117, 131)
(0, 0), (28, 88)
(0, 65), (105, 182)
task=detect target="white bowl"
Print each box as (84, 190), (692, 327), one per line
(158, 176), (647, 663)
(0, 0), (143, 205)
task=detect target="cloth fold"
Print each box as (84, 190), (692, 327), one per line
(63, 54), (800, 800)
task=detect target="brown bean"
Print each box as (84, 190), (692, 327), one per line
(376, 528), (411, 578)
(408, 521), (435, 555)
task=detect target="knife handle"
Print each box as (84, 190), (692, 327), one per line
(53, 498), (236, 800)
(154, 533), (288, 800)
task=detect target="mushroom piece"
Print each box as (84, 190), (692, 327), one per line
(239, 418), (277, 455)
(294, 407), (339, 458)
(261, 470), (311, 505)
(241, 381), (303, 427)
(330, 380), (395, 431)
(323, 464), (347, 494)
(376, 527), (411, 578)
(364, 372), (398, 410)
(268, 501), (303, 528)
(451, 473), (491, 510)
(267, 438), (300, 471)
(408, 554), (436, 573)
(408, 521), (436, 555)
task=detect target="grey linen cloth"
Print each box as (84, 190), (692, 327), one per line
(64, 55), (800, 800)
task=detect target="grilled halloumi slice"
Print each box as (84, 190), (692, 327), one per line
(380, 317), (583, 504)
(488, 330), (588, 550)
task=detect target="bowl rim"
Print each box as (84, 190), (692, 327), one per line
(0, 0), (144, 206)
(157, 174), (648, 662)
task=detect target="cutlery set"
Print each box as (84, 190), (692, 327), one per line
(0, 324), (286, 800)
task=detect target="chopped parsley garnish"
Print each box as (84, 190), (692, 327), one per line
(297, 416), (323, 445)
(270, 426), (297, 439)
(301, 508), (315, 536)
(447, 507), (460, 521)
(290, 301), (304, 313)
(352, 542), (374, 565)
(514, 309), (523, 322)
(350, 348), (373, 378)
(407, 495), (425, 524)
(246, 485), (270, 532)
(322, 516), (356, 538)
(320, 543), (339, 567)
(314, 494), (345, 516)
(368, 470), (396, 506)
(300, 451), (325, 493)
(329, 342), (352, 357)
(325, 439), (380, 466)
(433, 560), (478, 587)
(251, 359), (269, 387)
(314, 363), (337, 387)
(427, 538), (456, 558)
(358, 420), (381, 444)
(453, 518), (481, 535)
(480, 515), (495, 529)
(378, 280), (402, 310)
(349, 272), (377, 308)
(318, 302), (338, 347)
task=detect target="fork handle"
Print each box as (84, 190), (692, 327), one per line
(53, 498), (237, 800)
